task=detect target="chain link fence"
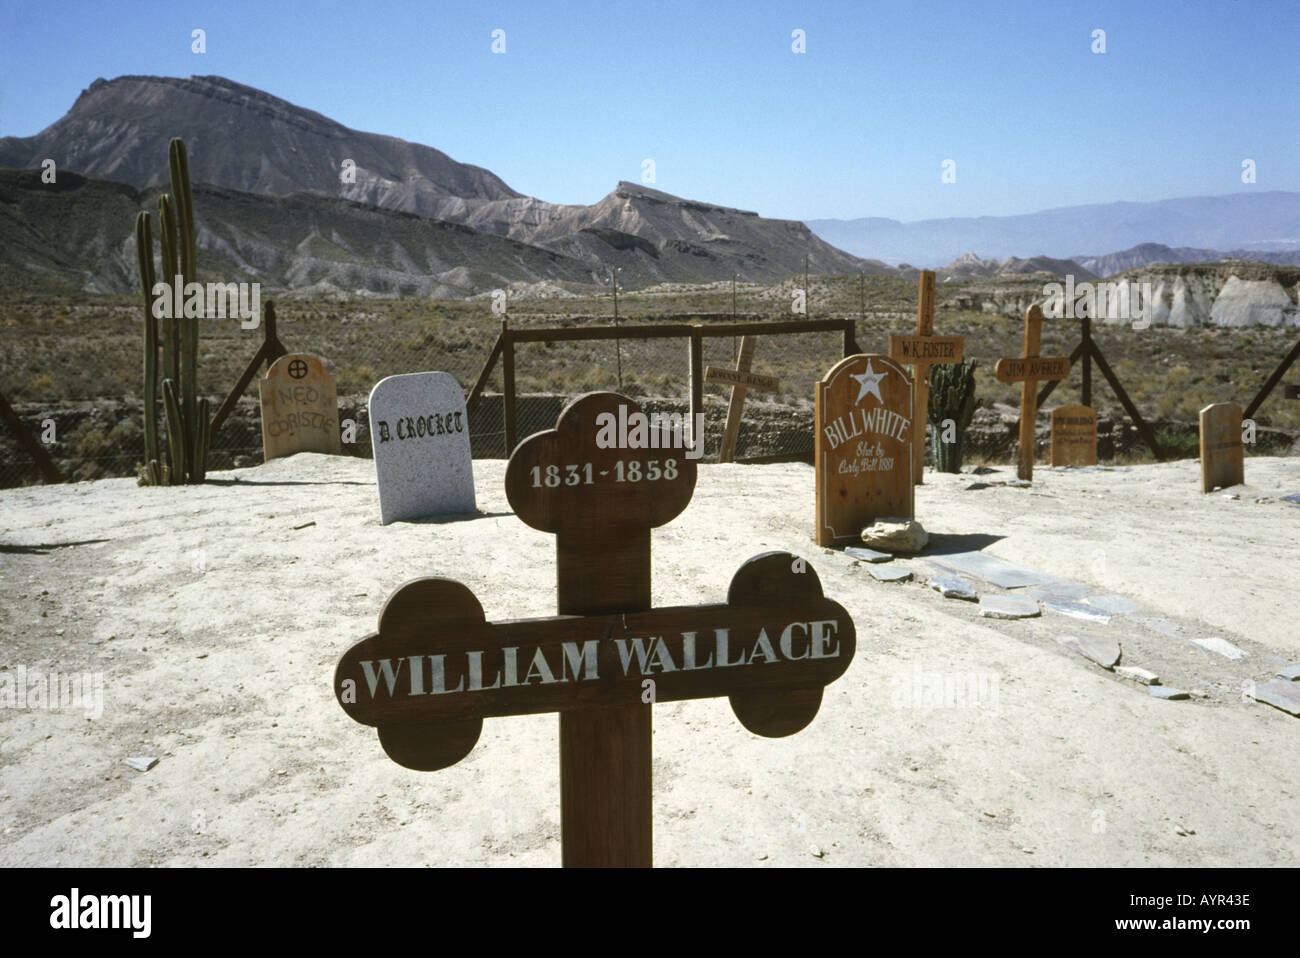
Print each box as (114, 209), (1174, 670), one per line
(0, 300), (853, 488)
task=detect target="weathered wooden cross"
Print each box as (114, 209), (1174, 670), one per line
(334, 392), (856, 867)
(704, 336), (781, 462)
(888, 270), (964, 484)
(994, 305), (1071, 482)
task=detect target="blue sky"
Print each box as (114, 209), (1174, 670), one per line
(1, 0), (1296, 222)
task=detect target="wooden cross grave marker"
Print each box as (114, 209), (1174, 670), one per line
(888, 270), (963, 484)
(704, 336), (780, 462)
(994, 305), (1071, 482)
(334, 392), (857, 867)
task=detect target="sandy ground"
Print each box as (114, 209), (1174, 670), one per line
(0, 452), (1297, 867)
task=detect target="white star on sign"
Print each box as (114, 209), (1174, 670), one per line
(851, 360), (887, 404)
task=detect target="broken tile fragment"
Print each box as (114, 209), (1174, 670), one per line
(1058, 635), (1122, 669)
(867, 564), (912, 583)
(1148, 686), (1189, 700)
(978, 595), (1040, 619)
(1191, 637), (1246, 661)
(1115, 666), (1160, 685)
(124, 757), (159, 772)
(1249, 680), (1300, 716)
(928, 576), (978, 601)
(845, 546), (892, 563)
(1276, 664), (1300, 681)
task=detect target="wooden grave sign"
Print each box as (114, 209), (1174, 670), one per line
(815, 354), (913, 547)
(258, 353), (341, 462)
(1198, 401), (1244, 493)
(704, 335), (780, 462)
(994, 305), (1071, 482)
(334, 392), (856, 867)
(888, 269), (963, 484)
(1050, 405), (1098, 467)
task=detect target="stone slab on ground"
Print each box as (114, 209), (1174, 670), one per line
(979, 595), (1040, 619)
(845, 546), (893, 563)
(1149, 686), (1190, 701)
(1115, 666), (1160, 685)
(1277, 664), (1300, 681)
(926, 551), (1059, 589)
(1191, 637), (1247, 660)
(124, 757), (159, 772)
(1042, 598), (1112, 623)
(1026, 581), (1091, 602)
(1249, 679), (1300, 716)
(928, 576), (979, 601)
(1086, 594), (1142, 615)
(1058, 635), (1122, 669)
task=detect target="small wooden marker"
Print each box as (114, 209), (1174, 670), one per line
(994, 306), (1071, 481)
(1050, 405), (1098, 467)
(335, 392), (856, 867)
(1198, 401), (1244, 493)
(888, 270), (964, 484)
(704, 336), (780, 462)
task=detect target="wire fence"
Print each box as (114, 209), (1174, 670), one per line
(0, 306), (854, 488)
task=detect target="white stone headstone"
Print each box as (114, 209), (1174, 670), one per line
(368, 372), (476, 524)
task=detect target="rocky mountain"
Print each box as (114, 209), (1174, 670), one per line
(1072, 242), (1300, 277)
(0, 74), (886, 289)
(0, 167), (598, 297)
(809, 193), (1300, 267)
(937, 252), (1097, 282)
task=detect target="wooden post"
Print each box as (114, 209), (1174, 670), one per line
(888, 270), (962, 485)
(689, 328), (704, 456)
(994, 305), (1071, 482)
(1081, 315), (1092, 408)
(0, 387), (63, 483)
(210, 300), (287, 439)
(502, 323), (516, 455)
(705, 336), (780, 462)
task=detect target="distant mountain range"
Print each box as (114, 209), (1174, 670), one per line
(1, 73), (1298, 296)
(0, 75), (883, 294)
(807, 193), (1300, 268)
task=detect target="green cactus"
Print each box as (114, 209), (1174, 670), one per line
(928, 359), (979, 473)
(135, 137), (210, 484)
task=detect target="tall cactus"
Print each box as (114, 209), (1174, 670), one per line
(928, 360), (979, 473)
(135, 137), (211, 484)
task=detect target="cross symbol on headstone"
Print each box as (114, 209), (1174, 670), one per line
(334, 392), (857, 867)
(994, 305), (1071, 482)
(287, 358), (309, 380)
(704, 336), (780, 462)
(888, 270), (964, 484)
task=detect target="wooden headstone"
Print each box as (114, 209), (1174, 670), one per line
(704, 336), (780, 462)
(1199, 402), (1244, 493)
(994, 306), (1071, 482)
(1050, 405), (1098, 467)
(888, 270), (964, 484)
(368, 372), (476, 524)
(258, 353), (341, 462)
(815, 355), (913, 547)
(334, 392), (857, 867)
